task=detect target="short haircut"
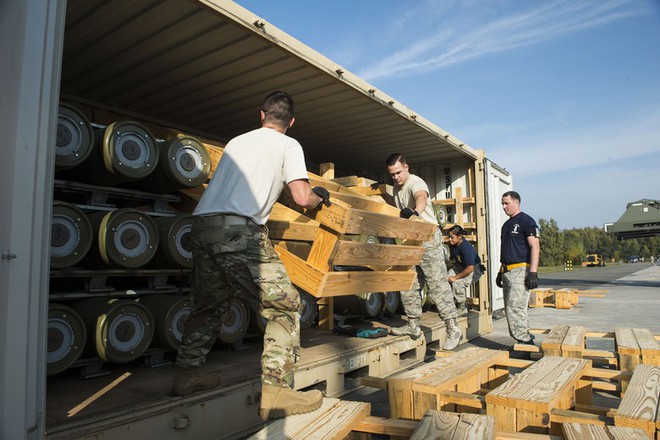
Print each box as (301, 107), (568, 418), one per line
(386, 153), (407, 167)
(502, 191), (521, 202)
(448, 225), (466, 237)
(262, 91), (294, 127)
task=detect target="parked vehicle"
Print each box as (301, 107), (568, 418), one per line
(585, 253), (605, 267)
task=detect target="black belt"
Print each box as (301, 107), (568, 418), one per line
(195, 214), (257, 226)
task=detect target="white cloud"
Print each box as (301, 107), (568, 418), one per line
(358, 0), (652, 81)
(520, 157), (660, 228)
(492, 109), (660, 180)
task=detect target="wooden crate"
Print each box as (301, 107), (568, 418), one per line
(485, 356), (593, 435)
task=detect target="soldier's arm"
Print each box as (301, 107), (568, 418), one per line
(288, 179), (323, 209)
(527, 235), (540, 272)
(412, 190), (428, 215)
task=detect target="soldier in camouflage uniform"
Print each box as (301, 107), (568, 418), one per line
(496, 191), (540, 345)
(385, 153), (462, 350)
(173, 91), (329, 420)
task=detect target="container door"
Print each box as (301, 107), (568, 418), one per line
(0, 1), (65, 439)
(484, 159), (513, 312)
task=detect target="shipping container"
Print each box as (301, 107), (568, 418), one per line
(1, 1), (511, 439)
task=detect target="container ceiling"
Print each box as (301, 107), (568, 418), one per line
(61, 0), (480, 175)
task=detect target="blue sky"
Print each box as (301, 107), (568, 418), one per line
(233, 0), (660, 229)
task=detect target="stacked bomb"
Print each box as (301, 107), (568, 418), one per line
(47, 103), (211, 375)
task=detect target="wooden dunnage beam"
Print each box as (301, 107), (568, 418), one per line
(562, 326), (586, 359)
(275, 245), (325, 296)
(319, 270), (416, 297)
(410, 411), (495, 440)
(246, 398), (370, 440)
(562, 422), (651, 440)
(352, 416), (418, 437)
(633, 328), (660, 365)
(616, 327), (642, 393)
(542, 325), (570, 357)
(614, 364), (660, 437)
(275, 245), (416, 297)
(310, 202), (436, 241)
(331, 240), (425, 267)
(330, 175), (360, 187)
(267, 203), (320, 241)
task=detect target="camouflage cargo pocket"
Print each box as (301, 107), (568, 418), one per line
(208, 227), (249, 254)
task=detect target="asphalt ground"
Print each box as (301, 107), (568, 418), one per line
(345, 261), (660, 418)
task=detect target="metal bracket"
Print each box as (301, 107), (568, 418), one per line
(1, 251), (17, 261)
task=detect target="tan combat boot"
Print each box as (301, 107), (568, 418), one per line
(442, 318), (462, 350)
(171, 366), (223, 396)
(259, 384), (323, 420)
(389, 317), (422, 339)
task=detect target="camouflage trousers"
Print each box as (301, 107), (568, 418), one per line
(448, 267), (473, 309)
(399, 229), (456, 320)
(502, 266), (532, 342)
(176, 217), (301, 388)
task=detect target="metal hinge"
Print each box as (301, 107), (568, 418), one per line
(1, 251), (17, 261)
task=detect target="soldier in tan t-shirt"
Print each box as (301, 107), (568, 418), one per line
(386, 153), (462, 350)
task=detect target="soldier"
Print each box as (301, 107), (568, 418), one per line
(447, 225), (483, 317)
(172, 91), (329, 420)
(496, 191), (540, 345)
(385, 153), (462, 350)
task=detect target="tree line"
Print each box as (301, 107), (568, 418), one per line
(538, 218), (660, 266)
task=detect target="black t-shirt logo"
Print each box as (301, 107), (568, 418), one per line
(512, 224), (520, 234)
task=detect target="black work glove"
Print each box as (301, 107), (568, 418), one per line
(399, 207), (419, 219)
(525, 272), (539, 290)
(312, 186), (331, 206)
(369, 182), (382, 190)
(496, 272), (503, 288)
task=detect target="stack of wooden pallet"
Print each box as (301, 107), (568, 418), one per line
(248, 343), (659, 439)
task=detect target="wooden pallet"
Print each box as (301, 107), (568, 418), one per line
(517, 325), (660, 394)
(529, 289), (578, 309)
(382, 347), (510, 420)
(614, 364), (660, 439)
(351, 356), (660, 439)
(486, 356), (593, 435)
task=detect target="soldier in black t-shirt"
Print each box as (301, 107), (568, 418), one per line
(496, 191), (540, 345)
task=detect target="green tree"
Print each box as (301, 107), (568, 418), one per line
(539, 218), (564, 266)
(565, 230), (585, 263)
